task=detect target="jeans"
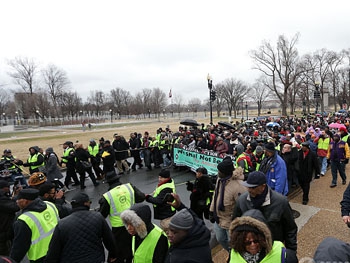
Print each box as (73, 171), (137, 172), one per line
(213, 222), (230, 251)
(318, 156), (327, 175)
(331, 161), (346, 185)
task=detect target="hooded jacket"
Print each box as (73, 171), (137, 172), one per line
(233, 187), (298, 251)
(120, 204), (168, 263)
(10, 198), (50, 262)
(164, 208), (212, 263)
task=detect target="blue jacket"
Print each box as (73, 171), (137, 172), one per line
(263, 153), (288, 195)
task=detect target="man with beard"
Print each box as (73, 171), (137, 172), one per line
(0, 180), (20, 256)
(233, 171), (298, 254)
(38, 183), (71, 218)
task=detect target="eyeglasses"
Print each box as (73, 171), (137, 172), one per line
(244, 239), (259, 246)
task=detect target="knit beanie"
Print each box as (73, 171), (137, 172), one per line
(169, 208), (193, 230)
(217, 156), (234, 176)
(264, 142), (275, 152)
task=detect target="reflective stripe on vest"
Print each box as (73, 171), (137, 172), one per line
(103, 183), (135, 227)
(18, 201), (59, 260)
(132, 225), (167, 263)
(235, 153), (248, 172)
(230, 241), (285, 263)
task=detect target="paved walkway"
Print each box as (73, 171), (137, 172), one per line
(212, 165), (350, 262)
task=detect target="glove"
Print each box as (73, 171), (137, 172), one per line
(186, 181), (193, 191)
(209, 212), (215, 223)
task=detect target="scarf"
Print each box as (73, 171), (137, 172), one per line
(242, 251), (261, 263)
(214, 175), (231, 214)
(259, 152), (276, 174)
(250, 186), (268, 209)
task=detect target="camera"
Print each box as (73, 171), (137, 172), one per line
(53, 178), (65, 192)
(163, 193), (175, 203)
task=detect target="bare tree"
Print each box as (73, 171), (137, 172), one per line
(219, 78), (248, 118)
(88, 90), (106, 117)
(172, 93), (185, 117)
(8, 57), (38, 95)
(61, 91), (83, 119)
(187, 98), (201, 117)
(150, 88), (167, 117)
(327, 51), (345, 111)
(250, 33), (302, 116)
(250, 77), (269, 116)
(42, 64), (70, 118)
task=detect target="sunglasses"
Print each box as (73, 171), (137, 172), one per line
(244, 239), (259, 246)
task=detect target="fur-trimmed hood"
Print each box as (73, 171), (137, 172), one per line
(120, 203), (152, 239)
(229, 209), (273, 253)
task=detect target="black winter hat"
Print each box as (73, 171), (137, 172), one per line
(159, 169), (170, 178)
(217, 156), (234, 175)
(264, 142), (275, 152)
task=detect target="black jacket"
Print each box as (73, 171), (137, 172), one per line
(187, 175), (214, 210)
(297, 149), (320, 182)
(0, 190), (19, 246)
(74, 148), (91, 173)
(164, 207), (212, 263)
(146, 179), (176, 220)
(341, 182), (350, 217)
(113, 138), (129, 160)
(45, 206), (117, 263)
(233, 187), (298, 251)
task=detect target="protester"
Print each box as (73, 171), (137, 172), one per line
(186, 167), (214, 220)
(10, 188), (59, 263)
(209, 157), (247, 251)
(313, 237), (350, 262)
(44, 147), (63, 183)
(259, 142), (288, 195)
(99, 171), (145, 263)
(229, 209), (297, 263)
(145, 169), (176, 231)
(297, 141), (320, 205)
(327, 133), (350, 187)
(0, 149), (28, 187)
(101, 140), (116, 174)
(88, 139), (104, 180)
(23, 146), (45, 174)
(165, 207), (212, 263)
(60, 141), (80, 188)
(233, 171), (298, 252)
(45, 192), (117, 263)
(340, 182), (350, 227)
(120, 203), (169, 263)
(0, 180), (20, 256)
(38, 182), (71, 219)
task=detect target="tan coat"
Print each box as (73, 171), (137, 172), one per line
(210, 167), (247, 229)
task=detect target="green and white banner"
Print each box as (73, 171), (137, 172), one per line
(173, 146), (223, 175)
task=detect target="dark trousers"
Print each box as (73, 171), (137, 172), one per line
(64, 166), (80, 186)
(331, 161), (347, 185)
(110, 226), (132, 263)
(299, 180), (310, 202)
(91, 159), (104, 177)
(131, 150), (142, 169)
(78, 167), (98, 188)
(143, 149), (152, 169)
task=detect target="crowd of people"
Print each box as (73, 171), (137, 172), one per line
(1, 113), (350, 262)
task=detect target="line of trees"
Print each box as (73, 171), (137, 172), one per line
(1, 33), (350, 123)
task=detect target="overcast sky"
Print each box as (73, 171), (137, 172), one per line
(0, 0), (349, 103)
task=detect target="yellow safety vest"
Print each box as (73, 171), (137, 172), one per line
(88, 145), (99, 157)
(103, 183), (135, 227)
(153, 181), (176, 211)
(318, 137), (330, 150)
(132, 225), (167, 263)
(18, 201), (59, 261)
(62, 148), (73, 163)
(28, 153), (45, 170)
(342, 134), (349, 143)
(230, 241), (285, 263)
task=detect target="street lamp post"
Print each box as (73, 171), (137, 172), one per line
(245, 102), (248, 120)
(148, 109), (151, 118)
(2, 113), (5, 126)
(207, 74), (213, 124)
(109, 109), (113, 123)
(314, 83), (321, 113)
